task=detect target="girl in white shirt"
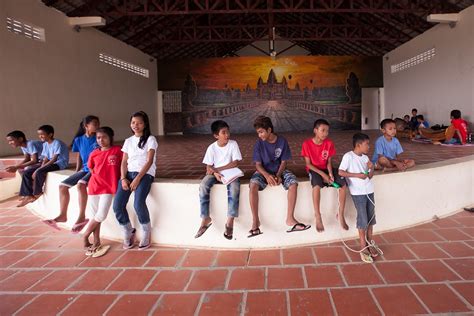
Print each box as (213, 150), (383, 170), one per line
(112, 111), (158, 250)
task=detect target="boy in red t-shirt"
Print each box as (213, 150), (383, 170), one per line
(82, 127), (122, 258)
(301, 119), (348, 233)
(445, 110), (468, 145)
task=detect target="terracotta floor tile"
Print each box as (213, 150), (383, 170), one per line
(372, 286), (427, 314)
(147, 270), (192, 291)
(199, 293), (243, 316)
(304, 265), (345, 288)
(108, 269), (157, 291)
(62, 294), (118, 316)
(378, 243), (416, 261)
(0, 251), (32, 267)
(106, 294), (160, 316)
(0, 236), (17, 247)
(16, 294), (77, 316)
(145, 249), (186, 267)
(11, 251), (61, 268)
(444, 258), (474, 280)
(187, 269), (228, 291)
(375, 262), (422, 284)
(111, 250), (155, 267)
(433, 217), (464, 228)
(411, 284), (470, 313)
(340, 263), (384, 286)
(313, 247), (349, 263)
(450, 282), (474, 306)
(411, 260), (461, 282)
(331, 288), (381, 316)
(180, 250), (217, 267)
(0, 269), (17, 282)
(153, 293), (201, 316)
(69, 269), (122, 291)
(406, 243), (450, 259)
(227, 268), (265, 290)
(0, 294), (36, 315)
(79, 250), (124, 267)
(0, 270), (51, 291)
(248, 249), (281, 266)
(2, 236), (43, 250)
(28, 237), (69, 250)
(378, 230), (415, 243)
(215, 250), (249, 267)
(29, 270), (86, 291)
(16, 225), (57, 236)
(245, 291), (287, 316)
(434, 228), (472, 241)
(437, 241), (474, 257)
(289, 290), (333, 315)
(282, 247), (315, 265)
(268, 267), (304, 289)
(406, 229), (444, 242)
(44, 251), (88, 267)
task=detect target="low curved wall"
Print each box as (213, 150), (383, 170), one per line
(27, 155), (474, 249)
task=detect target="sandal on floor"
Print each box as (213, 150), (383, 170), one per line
(360, 252), (374, 263)
(85, 245), (98, 256)
(286, 223), (311, 233)
(194, 222), (212, 238)
(71, 218), (90, 234)
(224, 225), (233, 240)
(247, 228), (263, 238)
(92, 244), (111, 258)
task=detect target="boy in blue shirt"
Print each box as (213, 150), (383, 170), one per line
(248, 116), (310, 237)
(5, 130), (43, 173)
(372, 119), (415, 172)
(18, 125), (69, 207)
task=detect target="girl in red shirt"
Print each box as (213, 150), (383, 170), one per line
(83, 127), (122, 257)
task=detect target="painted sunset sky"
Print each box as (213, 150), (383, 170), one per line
(158, 56), (382, 90)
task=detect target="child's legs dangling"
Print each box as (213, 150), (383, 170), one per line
(226, 179), (240, 227)
(199, 175), (217, 225)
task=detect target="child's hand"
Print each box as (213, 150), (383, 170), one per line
(206, 166), (215, 175)
(321, 173), (331, 184)
(130, 177), (141, 191)
(5, 166), (18, 173)
(266, 175), (278, 186)
(121, 179), (130, 191)
(276, 175), (282, 185)
(329, 173), (335, 184)
(367, 161), (373, 171)
(214, 172), (223, 182)
(358, 173), (368, 180)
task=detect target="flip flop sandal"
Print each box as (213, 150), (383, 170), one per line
(194, 222), (212, 238)
(92, 245), (111, 258)
(85, 245), (98, 256)
(286, 223), (311, 233)
(224, 225), (233, 240)
(71, 218), (90, 234)
(360, 252), (374, 263)
(369, 241), (384, 256)
(42, 219), (61, 231)
(464, 207), (474, 212)
(247, 228), (263, 238)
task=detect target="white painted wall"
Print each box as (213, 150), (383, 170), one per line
(23, 156), (474, 249)
(383, 6), (473, 125)
(0, 0), (158, 156)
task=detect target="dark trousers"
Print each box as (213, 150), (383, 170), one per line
(20, 163), (60, 196)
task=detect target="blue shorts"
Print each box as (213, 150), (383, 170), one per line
(351, 193), (376, 229)
(249, 170), (297, 191)
(60, 171), (91, 187)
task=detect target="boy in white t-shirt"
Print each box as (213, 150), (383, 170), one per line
(195, 120), (242, 240)
(338, 133), (380, 263)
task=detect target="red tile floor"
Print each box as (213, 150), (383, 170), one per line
(0, 197), (473, 315)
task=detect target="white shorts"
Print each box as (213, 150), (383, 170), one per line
(88, 194), (113, 222)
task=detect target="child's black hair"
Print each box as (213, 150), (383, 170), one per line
(404, 115), (410, 119)
(131, 111), (151, 149)
(411, 108), (418, 113)
(254, 116), (274, 133)
(380, 118), (395, 129)
(314, 119), (330, 129)
(450, 109), (461, 119)
(6, 130), (26, 141)
(353, 133), (370, 148)
(211, 120), (229, 135)
(72, 115), (99, 144)
(417, 115), (424, 120)
(96, 126), (114, 145)
(38, 125), (54, 135)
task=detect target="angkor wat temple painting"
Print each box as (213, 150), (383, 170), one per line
(158, 56), (382, 134)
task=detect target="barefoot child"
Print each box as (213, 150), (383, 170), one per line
(195, 120), (242, 240)
(301, 119), (348, 232)
(83, 127), (122, 257)
(113, 111), (158, 250)
(372, 119), (415, 172)
(19, 125), (69, 206)
(339, 133), (380, 263)
(248, 116), (310, 237)
(43, 115), (99, 232)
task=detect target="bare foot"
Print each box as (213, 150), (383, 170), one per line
(251, 219), (260, 231)
(336, 213), (349, 230)
(315, 218), (325, 232)
(53, 215), (68, 223)
(16, 196), (34, 207)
